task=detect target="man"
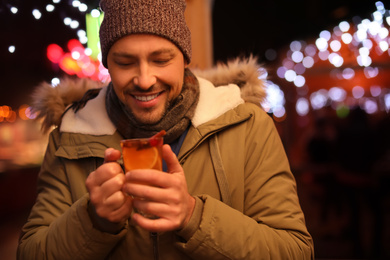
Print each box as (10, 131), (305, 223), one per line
(18, 0), (314, 259)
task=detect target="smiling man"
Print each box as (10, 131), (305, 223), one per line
(107, 34), (187, 126)
(17, 0), (314, 259)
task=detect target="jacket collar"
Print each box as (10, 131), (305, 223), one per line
(59, 76), (244, 135)
(32, 56), (265, 133)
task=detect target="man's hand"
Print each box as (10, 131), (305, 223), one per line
(122, 144), (195, 232)
(85, 148), (133, 232)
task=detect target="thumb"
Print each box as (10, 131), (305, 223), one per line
(162, 144), (182, 174)
(104, 148), (121, 163)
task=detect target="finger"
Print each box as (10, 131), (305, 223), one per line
(132, 198), (171, 217)
(124, 169), (174, 191)
(103, 190), (127, 210)
(123, 180), (167, 201)
(102, 196), (133, 223)
(100, 174), (126, 201)
(132, 213), (175, 233)
(104, 148), (121, 163)
(162, 144), (182, 174)
(94, 162), (124, 186)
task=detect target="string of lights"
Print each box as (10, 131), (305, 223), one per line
(271, 1), (390, 119)
(1, 1), (389, 123)
(0, 0), (101, 122)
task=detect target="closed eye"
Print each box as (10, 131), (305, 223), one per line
(154, 59), (171, 65)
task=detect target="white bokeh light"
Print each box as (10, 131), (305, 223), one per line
(341, 33), (353, 44)
(296, 98), (310, 116)
(339, 21), (350, 32)
(329, 87), (347, 102)
(91, 9), (101, 18)
(8, 45), (15, 53)
(64, 17), (72, 25)
(46, 4), (55, 12)
(302, 56), (314, 68)
(319, 30), (331, 41)
(362, 98), (378, 114)
(379, 41), (389, 51)
(310, 90), (328, 110)
(10, 7), (18, 14)
(284, 70), (297, 82)
(370, 86), (381, 97)
(273, 107), (286, 118)
(352, 86), (365, 99)
(342, 68), (355, 79)
(329, 53), (344, 67)
(290, 41), (302, 52)
(277, 67), (287, 78)
(316, 38), (328, 51)
(330, 40), (342, 52)
(291, 51), (304, 63)
(51, 78), (60, 87)
(261, 81), (285, 114)
(32, 9), (42, 19)
(79, 3), (88, 12)
(70, 20), (79, 29)
(384, 93), (390, 112)
(294, 75), (306, 87)
(304, 44), (317, 56)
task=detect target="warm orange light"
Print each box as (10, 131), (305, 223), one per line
(6, 110), (16, 123)
(18, 105), (30, 120)
(60, 53), (81, 75)
(47, 39), (110, 82)
(0, 106), (10, 118)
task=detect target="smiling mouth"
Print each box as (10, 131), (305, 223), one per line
(133, 93), (160, 102)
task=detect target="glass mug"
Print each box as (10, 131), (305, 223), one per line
(120, 137), (163, 171)
(120, 133), (165, 219)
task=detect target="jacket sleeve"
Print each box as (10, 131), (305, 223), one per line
(17, 130), (127, 260)
(176, 105), (314, 259)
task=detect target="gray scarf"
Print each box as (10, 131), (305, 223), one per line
(106, 68), (199, 143)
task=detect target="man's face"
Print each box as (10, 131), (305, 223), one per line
(107, 34), (187, 125)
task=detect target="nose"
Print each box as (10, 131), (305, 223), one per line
(133, 62), (157, 90)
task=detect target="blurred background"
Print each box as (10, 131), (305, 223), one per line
(0, 0), (389, 259)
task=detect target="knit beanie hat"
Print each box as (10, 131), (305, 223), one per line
(99, 0), (192, 68)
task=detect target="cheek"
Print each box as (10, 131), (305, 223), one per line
(166, 68), (185, 100)
(109, 77), (128, 103)
(168, 82), (183, 101)
(108, 70), (130, 95)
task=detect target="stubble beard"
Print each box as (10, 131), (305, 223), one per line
(124, 98), (171, 126)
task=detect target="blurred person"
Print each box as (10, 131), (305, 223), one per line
(17, 0), (314, 259)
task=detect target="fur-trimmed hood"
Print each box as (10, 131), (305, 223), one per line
(32, 56), (266, 133)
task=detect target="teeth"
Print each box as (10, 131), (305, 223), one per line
(134, 93), (159, 102)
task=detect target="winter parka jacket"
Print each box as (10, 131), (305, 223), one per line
(17, 58), (314, 259)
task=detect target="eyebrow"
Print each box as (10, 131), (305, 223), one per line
(112, 48), (177, 59)
(150, 48), (176, 57)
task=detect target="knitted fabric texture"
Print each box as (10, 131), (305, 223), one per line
(99, 0), (191, 67)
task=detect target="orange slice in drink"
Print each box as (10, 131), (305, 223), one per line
(123, 146), (160, 170)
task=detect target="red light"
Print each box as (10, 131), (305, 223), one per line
(47, 44), (64, 63)
(67, 39), (83, 52)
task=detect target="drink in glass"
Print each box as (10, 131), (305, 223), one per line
(120, 133), (165, 219)
(120, 136), (163, 172)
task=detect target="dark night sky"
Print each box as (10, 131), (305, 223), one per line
(212, 0), (377, 61)
(0, 0), (380, 108)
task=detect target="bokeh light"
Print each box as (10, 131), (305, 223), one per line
(274, 1), (390, 116)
